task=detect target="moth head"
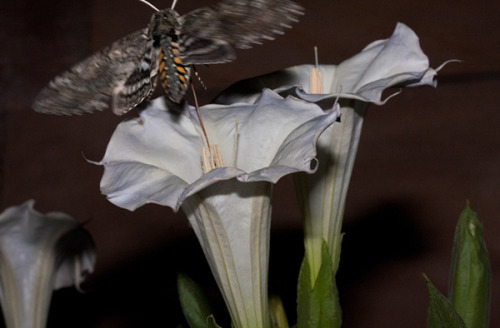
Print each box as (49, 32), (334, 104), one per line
(149, 8), (181, 39)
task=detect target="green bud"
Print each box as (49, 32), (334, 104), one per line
(449, 203), (491, 328)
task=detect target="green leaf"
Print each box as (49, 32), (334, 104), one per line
(296, 241), (341, 328)
(449, 203), (491, 328)
(424, 274), (466, 328)
(177, 272), (215, 328)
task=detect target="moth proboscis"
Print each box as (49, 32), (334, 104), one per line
(32, 0), (304, 116)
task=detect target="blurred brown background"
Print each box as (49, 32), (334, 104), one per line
(1, 0), (499, 327)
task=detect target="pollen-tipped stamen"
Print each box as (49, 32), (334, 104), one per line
(309, 46), (324, 94)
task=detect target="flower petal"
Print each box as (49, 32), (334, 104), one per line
(214, 23), (441, 106)
(100, 161), (190, 211)
(98, 90), (340, 212)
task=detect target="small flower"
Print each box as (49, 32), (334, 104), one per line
(97, 90), (340, 327)
(215, 22), (451, 282)
(0, 200), (95, 328)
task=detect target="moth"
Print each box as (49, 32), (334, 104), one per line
(32, 0), (304, 116)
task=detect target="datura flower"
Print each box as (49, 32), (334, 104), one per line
(98, 89), (340, 328)
(215, 22), (451, 282)
(0, 200), (95, 328)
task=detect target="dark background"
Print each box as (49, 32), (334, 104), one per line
(1, 0), (499, 327)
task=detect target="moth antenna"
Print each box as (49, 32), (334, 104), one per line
(139, 0), (160, 12)
(193, 66), (207, 90)
(171, 0), (178, 10)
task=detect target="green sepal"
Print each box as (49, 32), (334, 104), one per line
(449, 203), (491, 328)
(270, 295), (289, 328)
(424, 274), (466, 328)
(297, 240), (341, 328)
(206, 315), (222, 328)
(177, 272), (215, 328)
(296, 248), (312, 328)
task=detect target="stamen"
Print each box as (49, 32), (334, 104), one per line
(309, 46), (324, 94)
(334, 85), (342, 108)
(202, 145), (224, 173)
(233, 120), (239, 167)
(314, 46), (319, 70)
(202, 147), (210, 173)
(191, 81), (225, 173)
(138, 0), (160, 12)
(74, 256), (84, 293)
(211, 145), (224, 168)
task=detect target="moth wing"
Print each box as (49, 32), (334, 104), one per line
(112, 43), (160, 115)
(33, 29), (149, 116)
(178, 35), (235, 66)
(181, 0), (303, 54)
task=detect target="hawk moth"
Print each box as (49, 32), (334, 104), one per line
(32, 0), (304, 116)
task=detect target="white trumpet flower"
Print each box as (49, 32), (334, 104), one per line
(98, 89), (340, 327)
(0, 200), (95, 328)
(215, 22), (450, 282)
